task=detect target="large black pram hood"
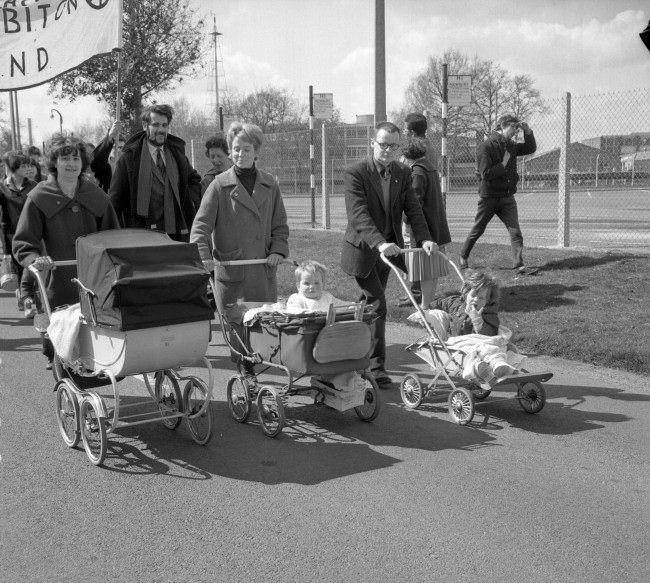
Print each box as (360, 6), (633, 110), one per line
(76, 229), (213, 331)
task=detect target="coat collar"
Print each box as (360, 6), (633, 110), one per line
(31, 177), (108, 219)
(219, 166), (273, 218)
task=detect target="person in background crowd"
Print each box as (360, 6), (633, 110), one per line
(459, 114), (537, 272)
(91, 120), (123, 193)
(109, 104), (201, 241)
(191, 122), (289, 384)
(25, 146), (44, 182)
(12, 135), (120, 368)
(340, 121), (435, 390)
(0, 151), (39, 317)
(200, 132), (232, 196)
(399, 112), (442, 306)
(401, 136), (451, 308)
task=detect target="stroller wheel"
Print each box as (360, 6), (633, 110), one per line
(355, 373), (381, 422)
(448, 387), (475, 425)
(400, 373), (424, 409)
(256, 386), (285, 438)
(227, 376), (252, 423)
(517, 381), (546, 414)
(80, 398), (107, 466)
(154, 370), (183, 430)
(183, 377), (212, 445)
(56, 380), (80, 448)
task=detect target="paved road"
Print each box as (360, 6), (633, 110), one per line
(1, 289), (648, 583)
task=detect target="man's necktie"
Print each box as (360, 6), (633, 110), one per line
(380, 165), (390, 180)
(156, 147), (166, 175)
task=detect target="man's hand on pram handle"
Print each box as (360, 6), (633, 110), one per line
(31, 256), (56, 271)
(379, 240), (436, 258)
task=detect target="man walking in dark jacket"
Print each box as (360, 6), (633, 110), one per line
(460, 114), (536, 271)
(109, 104), (201, 241)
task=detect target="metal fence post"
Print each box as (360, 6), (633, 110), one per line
(321, 122), (330, 229)
(557, 92), (571, 247)
(190, 139), (195, 168)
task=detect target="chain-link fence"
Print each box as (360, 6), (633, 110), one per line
(186, 88), (650, 252)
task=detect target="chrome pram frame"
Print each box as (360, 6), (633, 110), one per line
(209, 258), (381, 438)
(383, 249), (553, 425)
(31, 260), (214, 466)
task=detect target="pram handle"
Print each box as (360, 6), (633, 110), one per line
(380, 248), (464, 282)
(203, 258), (298, 268)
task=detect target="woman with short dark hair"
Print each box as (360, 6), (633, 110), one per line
(12, 134), (120, 367)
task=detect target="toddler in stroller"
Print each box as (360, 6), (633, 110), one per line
(409, 269), (521, 385)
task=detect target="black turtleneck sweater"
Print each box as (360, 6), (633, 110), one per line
(234, 164), (257, 196)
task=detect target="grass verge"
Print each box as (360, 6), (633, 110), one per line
(282, 229), (649, 375)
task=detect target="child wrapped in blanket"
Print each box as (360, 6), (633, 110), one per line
(408, 269), (524, 385)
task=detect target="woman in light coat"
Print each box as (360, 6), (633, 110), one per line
(190, 122), (290, 311)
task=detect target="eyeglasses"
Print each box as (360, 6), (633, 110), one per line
(374, 141), (400, 151)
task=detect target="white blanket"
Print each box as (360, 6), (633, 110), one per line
(47, 303), (82, 362)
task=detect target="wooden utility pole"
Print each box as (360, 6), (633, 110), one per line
(374, 0), (386, 123)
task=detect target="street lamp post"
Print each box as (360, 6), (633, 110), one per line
(50, 108), (63, 134)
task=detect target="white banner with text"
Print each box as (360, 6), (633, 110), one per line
(0, 0), (122, 91)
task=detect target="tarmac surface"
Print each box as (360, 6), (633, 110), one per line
(1, 289), (648, 583)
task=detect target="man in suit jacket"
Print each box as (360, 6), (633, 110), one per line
(109, 104), (201, 242)
(341, 121), (435, 389)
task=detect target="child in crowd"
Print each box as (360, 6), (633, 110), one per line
(409, 269), (520, 382)
(286, 260), (348, 313)
(0, 151), (39, 317)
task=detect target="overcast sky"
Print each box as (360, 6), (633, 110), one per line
(8, 0), (650, 145)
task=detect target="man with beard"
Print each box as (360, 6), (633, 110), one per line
(109, 104), (201, 241)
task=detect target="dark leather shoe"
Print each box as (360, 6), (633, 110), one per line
(459, 256), (469, 269)
(373, 373), (394, 390)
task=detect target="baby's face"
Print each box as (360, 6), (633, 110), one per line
(297, 272), (323, 300)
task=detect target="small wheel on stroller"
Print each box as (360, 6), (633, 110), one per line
(183, 377), (212, 445)
(154, 370), (183, 430)
(256, 386), (285, 438)
(448, 387), (475, 425)
(226, 375), (252, 423)
(56, 380), (80, 448)
(517, 381), (546, 414)
(80, 398), (107, 466)
(400, 373), (424, 409)
(355, 373), (381, 422)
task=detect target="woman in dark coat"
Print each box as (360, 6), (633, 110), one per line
(402, 136), (452, 307)
(12, 135), (120, 366)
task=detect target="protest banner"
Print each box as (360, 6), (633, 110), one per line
(0, 0), (122, 91)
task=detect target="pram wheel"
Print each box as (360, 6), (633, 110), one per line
(400, 373), (424, 409)
(56, 380), (80, 448)
(226, 375), (252, 423)
(448, 387), (475, 425)
(355, 374), (381, 422)
(154, 371), (183, 430)
(183, 377), (212, 445)
(80, 399), (107, 466)
(517, 381), (546, 414)
(256, 386), (285, 438)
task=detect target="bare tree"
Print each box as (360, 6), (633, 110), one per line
(224, 87), (307, 133)
(49, 0), (205, 136)
(395, 49), (548, 139)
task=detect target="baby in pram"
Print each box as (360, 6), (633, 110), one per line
(285, 260), (349, 313)
(408, 269), (523, 384)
